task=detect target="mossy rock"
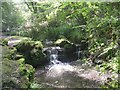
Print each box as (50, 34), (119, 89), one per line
(2, 45), (24, 61)
(55, 38), (76, 56)
(0, 38), (8, 46)
(2, 46), (17, 60)
(15, 40), (48, 68)
(55, 38), (71, 47)
(14, 54), (24, 60)
(16, 40), (43, 53)
(19, 64), (35, 82)
(2, 58), (35, 89)
(17, 58), (25, 65)
(7, 36), (31, 40)
(64, 43), (76, 57)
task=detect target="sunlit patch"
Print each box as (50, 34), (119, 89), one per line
(8, 40), (22, 46)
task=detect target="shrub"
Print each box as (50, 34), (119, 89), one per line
(69, 29), (86, 44)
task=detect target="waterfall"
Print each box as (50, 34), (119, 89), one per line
(77, 47), (81, 59)
(44, 46), (74, 78)
(49, 47), (62, 65)
(75, 45), (81, 60)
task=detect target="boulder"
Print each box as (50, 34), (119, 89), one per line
(2, 58), (35, 89)
(55, 39), (76, 60)
(15, 40), (48, 68)
(0, 38), (8, 46)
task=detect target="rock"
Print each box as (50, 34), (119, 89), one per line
(2, 58), (35, 89)
(8, 39), (22, 47)
(55, 38), (71, 47)
(2, 46), (17, 60)
(93, 59), (103, 65)
(55, 38), (77, 60)
(14, 54), (24, 60)
(0, 38), (8, 46)
(15, 40), (48, 68)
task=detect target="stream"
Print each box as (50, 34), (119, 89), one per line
(2, 36), (117, 88)
(34, 46), (112, 88)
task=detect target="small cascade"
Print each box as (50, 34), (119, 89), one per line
(45, 46), (74, 78)
(49, 47), (62, 65)
(77, 47), (81, 59)
(76, 45), (81, 60)
(50, 54), (61, 65)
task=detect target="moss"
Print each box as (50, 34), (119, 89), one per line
(2, 59), (25, 88)
(14, 54), (24, 60)
(0, 38), (8, 46)
(6, 36), (30, 40)
(55, 38), (76, 58)
(15, 40), (48, 68)
(19, 63), (35, 87)
(2, 58), (35, 89)
(18, 58), (25, 65)
(55, 38), (71, 47)
(2, 46), (17, 60)
(34, 41), (43, 49)
(2, 45), (35, 89)
(16, 40), (43, 53)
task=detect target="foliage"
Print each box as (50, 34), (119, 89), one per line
(96, 57), (119, 74)
(15, 40), (48, 67)
(19, 63), (35, 83)
(2, 45), (35, 89)
(2, 2), (24, 32)
(69, 29), (86, 44)
(18, 58), (35, 88)
(4, 29), (29, 37)
(2, 2), (120, 89)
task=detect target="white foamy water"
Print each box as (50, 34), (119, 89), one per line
(46, 63), (74, 78)
(46, 46), (75, 78)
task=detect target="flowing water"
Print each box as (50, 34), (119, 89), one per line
(76, 46), (81, 60)
(46, 47), (74, 78)
(34, 46), (115, 88)
(1, 36), (117, 88)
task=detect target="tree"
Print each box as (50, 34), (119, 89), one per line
(2, 2), (24, 32)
